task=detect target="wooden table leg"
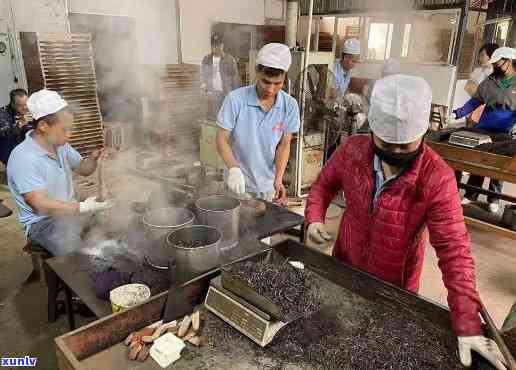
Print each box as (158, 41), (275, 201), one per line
(45, 261), (59, 323)
(64, 285), (76, 331)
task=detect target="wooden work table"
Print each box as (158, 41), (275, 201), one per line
(427, 139), (516, 239)
(427, 140), (516, 183)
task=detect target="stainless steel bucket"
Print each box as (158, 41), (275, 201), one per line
(142, 207), (195, 241)
(195, 195), (240, 248)
(166, 225), (222, 280)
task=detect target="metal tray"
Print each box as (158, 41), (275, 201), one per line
(55, 239), (516, 370)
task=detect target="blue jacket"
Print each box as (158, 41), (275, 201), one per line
(454, 75), (516, 134)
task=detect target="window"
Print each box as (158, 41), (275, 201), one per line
(495, 21), (510, 46)
(401, 24), (412, 58)
(367, 23), (393, 60)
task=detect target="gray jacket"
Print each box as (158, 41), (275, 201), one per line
(201, 53), (240, 96)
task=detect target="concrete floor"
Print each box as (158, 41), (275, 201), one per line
(0, 172), (515, 369)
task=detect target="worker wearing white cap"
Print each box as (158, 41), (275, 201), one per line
(451, 46), (516, 214)
(7, 89), (112, 256)
(330, 38), (361, 98)
(216, 43), (300, 202)
(305, 75), (507, 370)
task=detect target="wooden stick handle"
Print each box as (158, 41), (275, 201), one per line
(481, 304), (516, 370)
(96, 160), (105, 202)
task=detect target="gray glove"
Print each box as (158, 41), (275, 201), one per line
(307, 222), (333, 244)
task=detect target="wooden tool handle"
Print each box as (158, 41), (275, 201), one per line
(481, 304), (516, 370)
(96, 160), (105, 202)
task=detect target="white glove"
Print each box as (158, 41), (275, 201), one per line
(79, 196), (113, 213)
(446, 112), (460, 125)
(227, 167), (246, 196)
(307, 222), (333, 244)
(458, 336), (507, 370)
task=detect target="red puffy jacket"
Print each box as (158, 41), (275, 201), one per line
(306, 135), (482, 336)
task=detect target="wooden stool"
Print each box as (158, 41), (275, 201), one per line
(23, 241), (63, 323)
(23, 241), (50, 285)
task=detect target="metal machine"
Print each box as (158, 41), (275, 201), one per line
(287, 51), (368, 195)
(205, 276), (287, 347)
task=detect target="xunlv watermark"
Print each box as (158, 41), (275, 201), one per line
(1, 356), (38, 367)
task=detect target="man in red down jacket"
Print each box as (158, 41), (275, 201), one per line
(305, 75), (506, 370)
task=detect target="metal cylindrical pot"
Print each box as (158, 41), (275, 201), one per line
(195, 195), (240, 248)
(166, 225), (222, 279)
(142, 207), (195, 241)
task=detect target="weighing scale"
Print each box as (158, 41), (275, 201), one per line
(449, 130), (492, 148)
(204, 276), (287, 347)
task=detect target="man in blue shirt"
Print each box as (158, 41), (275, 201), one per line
(216, 43), (300, 201)
(330, 38), (361, 98)
(7, 90), (112, 256)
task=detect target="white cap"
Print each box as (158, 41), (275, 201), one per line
(256, 43), (292, 72)
(382, 58), (401, 76)
(369, 75), (432, 144)
(342, 38), (361, 55)
(27, 89), (68, 120)
(488, 47), (516, 64)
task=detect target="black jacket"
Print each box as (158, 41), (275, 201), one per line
(0, 105), (32, 165)
(201, 53), (240, 96)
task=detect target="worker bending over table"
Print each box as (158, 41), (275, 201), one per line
(216, 43), (300, 202)
(450, 47), (516, 213)
(7, 90), (112, 256)
(306, 75), (506, 370)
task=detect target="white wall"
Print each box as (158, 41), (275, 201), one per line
(70, 0), (179, 65)
(9, 0), (68, 33)
(179, 0), (284, 64)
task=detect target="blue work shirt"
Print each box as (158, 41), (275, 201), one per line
(331, 61), (352, 97)
(373, 155), (401, 201)
(217, 85), (300, 193)
(7, 131), (82, 232)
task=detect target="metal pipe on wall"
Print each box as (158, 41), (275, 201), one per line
(295, 0), (313, 198)
(175, 0), (183, 63)
(452, 0), (470, 65)
(332, 16), (339, 55)
(286, 0), (299, 48)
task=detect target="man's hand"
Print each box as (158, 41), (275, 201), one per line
(79, 196), (113, 213)
(227, 167), (246, 196)
(446, 112), (461, 126)
(458, 336), (507, 370)
(274, 178), (287, 202)
(307, 222), (333, 244)
(18, 114), (31, 128)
